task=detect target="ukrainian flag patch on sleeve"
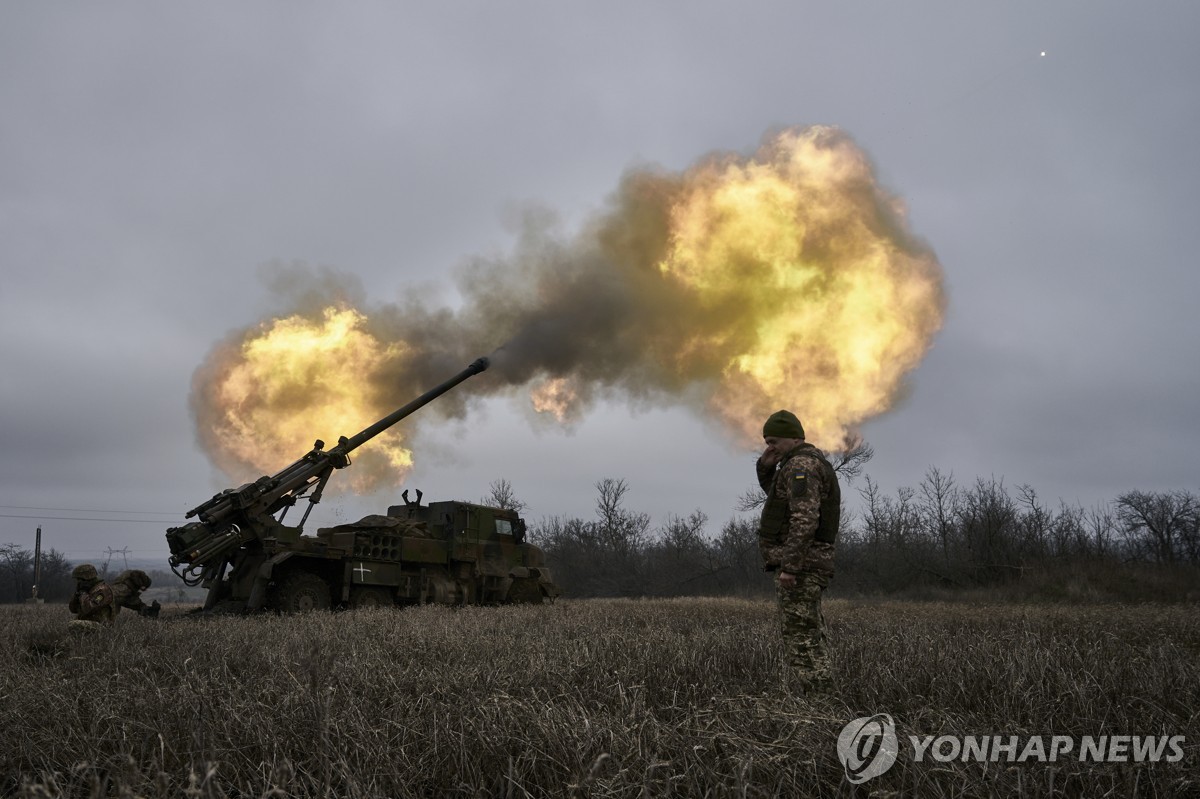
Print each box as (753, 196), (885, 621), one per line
(790, 469), (809, 499)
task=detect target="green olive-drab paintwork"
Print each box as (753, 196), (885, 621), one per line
(164, 357), (560, 612)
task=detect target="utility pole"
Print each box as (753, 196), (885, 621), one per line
(26, 525), (44, 605)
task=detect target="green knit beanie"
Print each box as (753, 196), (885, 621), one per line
(762, 410), (804, 439)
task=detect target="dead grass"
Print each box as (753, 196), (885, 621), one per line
(1, 598), (1196, 797)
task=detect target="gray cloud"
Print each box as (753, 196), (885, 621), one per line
(2, 1), (1198, 562)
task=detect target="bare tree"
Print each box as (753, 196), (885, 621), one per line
(1084, 504), (1117, 559)
(1115, 490), (1199, 563)
(0, 544), (74, 603)
(1017, 484), (1051, 555)
(659, 510), (708, 552)
(528, 515), (599, 596)
(594, 478), (650, 558)
(735, 487), (767, 513)
(0, 544), (33, 602)
(713, 517), (768, 596)
(956, 477), (1021, 583)
(483, 478), (528, 514)
(919, 467), (958, 569)
(829, 434), (874, 483)
(531, 478), (651, 597)
(648, 511), (726, 596)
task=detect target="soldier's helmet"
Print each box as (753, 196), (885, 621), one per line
(72, 563), (99, 582)
(116, 569), (152, 590)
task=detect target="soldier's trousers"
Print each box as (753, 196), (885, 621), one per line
(776, 571), (831, 692)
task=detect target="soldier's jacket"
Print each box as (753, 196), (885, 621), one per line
(108, 570), (160, 616)
(111, 580), (148, 614)
(757, 443), (841, 576)
(69, 581), (116, 624)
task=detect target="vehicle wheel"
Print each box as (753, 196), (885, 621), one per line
(506, 577), (544, 604)
(350, 586), (394, 609)
(271, 571), (331, 613)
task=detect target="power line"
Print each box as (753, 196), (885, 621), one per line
(60, 550), (167, 555)
(0, 544), (172, 561)
(0, 503), (179, 514)
(0, 513), (179, 523)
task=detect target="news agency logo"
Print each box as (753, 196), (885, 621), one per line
(836, 712), (1187, 784)
(837, 714), (899, 784)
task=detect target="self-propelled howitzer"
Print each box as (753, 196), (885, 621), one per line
(165, 357), (558, 612)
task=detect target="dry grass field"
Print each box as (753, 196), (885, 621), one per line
(2, 597), (1197, 798)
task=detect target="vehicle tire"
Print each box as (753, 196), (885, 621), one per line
(271, 571), (331, 613)
(506, 577), (544, 604)
(350, 586), (394, 609)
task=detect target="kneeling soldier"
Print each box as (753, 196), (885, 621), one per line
(112, 569), (160, 618)
(68, 564), (116, 625)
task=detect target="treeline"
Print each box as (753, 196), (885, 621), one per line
(511, 467), (1200, 602)
(8, 467), (1195, 605)
(0, 544), (74, 603)
(528, 479), (765, 599)
(0, 546), (196, 604)
(839, 472), (1199, 600)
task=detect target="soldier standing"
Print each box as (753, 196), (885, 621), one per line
(755, 410), (841, 694)
(68, 564), (116, 625)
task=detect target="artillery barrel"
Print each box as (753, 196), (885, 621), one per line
(334, 356), (489, 456)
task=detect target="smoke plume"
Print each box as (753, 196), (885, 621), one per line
(191, 126), (946, 489)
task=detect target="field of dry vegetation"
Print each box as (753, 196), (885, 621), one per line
(2, 598), (1197, 798)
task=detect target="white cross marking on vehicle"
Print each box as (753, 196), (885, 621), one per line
(354, 563), (371, 580)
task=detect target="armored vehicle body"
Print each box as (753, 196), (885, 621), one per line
(166, 357), (559, 611)
(265, 495), (557, 611)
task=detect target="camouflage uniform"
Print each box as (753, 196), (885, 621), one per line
(68, 564), (116, 624)
(757, 441), (840, 693)
(111, 570), (160, 617)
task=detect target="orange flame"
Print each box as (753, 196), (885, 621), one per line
(193, 307), (416, 490)
(657, 127), (943, 448)
(191, 126), (944, 487)
(529, 377), (584, 424)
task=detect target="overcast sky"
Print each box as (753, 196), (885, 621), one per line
(2, 2), (1197, 566)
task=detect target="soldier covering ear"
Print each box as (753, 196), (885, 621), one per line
(755, 411), (840, 695)
(69, 564), (116, 624)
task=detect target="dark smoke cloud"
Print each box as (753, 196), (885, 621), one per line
(465, 170), (694, 394)
(191, 126), (944, 483)
(352, 167), (711, 417)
